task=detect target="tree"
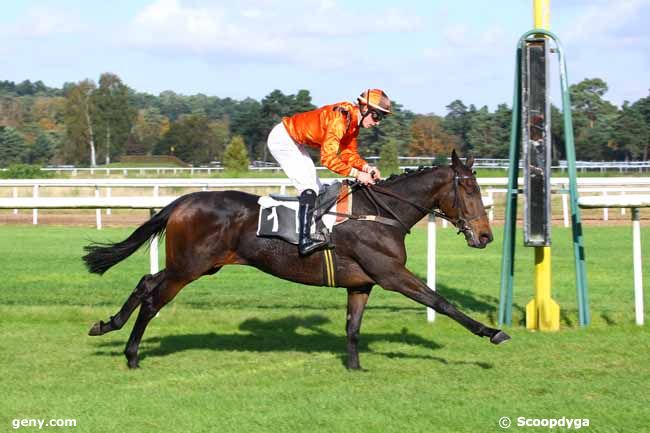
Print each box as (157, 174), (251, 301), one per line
(0, 126), (28, 166)
(609, 102), (649, 161)
(27, 132), (54, 165)
(93, 73), (136, 164)
(570, 78), (618, 160)
(378, 139), (400, 176)
(130, 108), (170, 155)
(230, 97), (264, 159)
(467, 104), (510, 158)
(223, 135), (249, 172)
(631, 91), (650, 160)
(155, 114), (221, 164)
(64, 80), (97, 166)
(443, 100), (475, 153)
(408, 114), (458, 156)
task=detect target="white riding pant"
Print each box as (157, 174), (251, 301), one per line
(267, 122), (322, 194)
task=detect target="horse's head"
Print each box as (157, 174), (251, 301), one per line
(437, 150), (493, 249)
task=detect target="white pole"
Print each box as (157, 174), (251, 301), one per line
(562, 193), (569, 228)
(603, 191), (608, 221)
(150, 235), (159, 274)
(427, 213), (437, 322)
(32, 185), (39, 225)
(95, 186), (102, 230)
(106, 187), (112, 215)
(13, 187), (18, 215)
(632, 208), (644, 325)
(621, 192), (626, 216)
(487, 189), (494, 222)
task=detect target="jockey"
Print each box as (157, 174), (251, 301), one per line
(267, 88), (392, 255)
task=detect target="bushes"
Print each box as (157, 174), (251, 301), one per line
(0, 164), (49, 179)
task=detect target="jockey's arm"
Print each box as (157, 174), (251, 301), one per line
(340, 138), (381, 180)
(321, 118), (359, 177)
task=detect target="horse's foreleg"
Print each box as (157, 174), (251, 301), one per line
(88, 271), (165, 336)
(369, 265), (510, 344)
(345, 286), (372, 370)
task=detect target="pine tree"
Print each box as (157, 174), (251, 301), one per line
(28, 132), (54, 164)
(223, 135), (250, 173)
(0, 126), (28, 166)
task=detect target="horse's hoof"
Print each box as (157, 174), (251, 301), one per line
(88, 321), (103, 336)
(127, 359), (140, 369)
(490, 330), (511, 345)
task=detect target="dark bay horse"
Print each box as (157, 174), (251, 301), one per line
(83, 151), (510, 369)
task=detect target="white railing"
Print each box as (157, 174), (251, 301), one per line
(2, 158), (649, 176)
(1, 177), (649, 228)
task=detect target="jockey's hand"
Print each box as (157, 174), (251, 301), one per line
(363, 164), (381, 181)
(355, 171), (375, 185)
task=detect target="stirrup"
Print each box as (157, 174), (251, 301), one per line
(299, 238), (328, 256)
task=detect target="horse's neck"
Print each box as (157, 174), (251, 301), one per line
(374, 167), (451, 229)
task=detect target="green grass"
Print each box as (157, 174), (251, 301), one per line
(1, 225), (649, 433)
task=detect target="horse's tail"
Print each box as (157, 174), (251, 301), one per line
(82, 195), (189, 275)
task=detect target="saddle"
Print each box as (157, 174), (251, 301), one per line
(256, 182), (352, 245)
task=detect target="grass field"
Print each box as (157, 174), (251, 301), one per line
(1, 224), (649, 433)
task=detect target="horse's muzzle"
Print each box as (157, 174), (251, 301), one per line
(465, 230), (493, 249)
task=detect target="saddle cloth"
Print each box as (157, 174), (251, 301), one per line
(256, 183), (353, 245)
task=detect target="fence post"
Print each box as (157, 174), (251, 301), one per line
(487, 189), (494, 222)
(95, 186), (102, 230)
(106, 187), (112, 215)
(32, 185), (39, 224)
(562, 193), (569, 227)
(603, 191), (608, 221)
(426, 213), (437, 322)
(13, 187), (18, 215)
(632, 208), (644, 325)
(150, 210), (159, 274)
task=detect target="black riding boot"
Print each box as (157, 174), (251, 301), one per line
(298, 189), (327, 256)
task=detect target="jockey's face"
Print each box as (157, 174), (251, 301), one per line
(360, 107), (382, 128)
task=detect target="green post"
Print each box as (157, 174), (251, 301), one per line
(498, 29), (589, 327)
(498, 46), (522, 327)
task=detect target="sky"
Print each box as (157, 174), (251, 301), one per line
(1, 0), (648, 115)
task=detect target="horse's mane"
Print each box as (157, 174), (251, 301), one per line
(375, 165), (445, 187)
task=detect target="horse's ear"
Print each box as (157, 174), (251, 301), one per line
(451, 149), (461, 168)
(466, 155), (474, 168)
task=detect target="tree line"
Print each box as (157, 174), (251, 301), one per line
(1, 75), (649, 168)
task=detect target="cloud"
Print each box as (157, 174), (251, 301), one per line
(126, 0), (422, 65)
(5, 6), (87, 38)
(562, 0), (650, 50)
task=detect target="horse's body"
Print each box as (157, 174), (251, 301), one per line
(84, 152), (510, 369)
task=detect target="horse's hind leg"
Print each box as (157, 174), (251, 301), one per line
(88, 271), (165, 336)
(123, 268), (220, 369)
(345, 286), (372, 370)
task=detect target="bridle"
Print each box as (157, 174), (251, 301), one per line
(355, 170), (487, 236)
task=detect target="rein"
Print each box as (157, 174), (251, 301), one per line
(318, 171), (486, 235)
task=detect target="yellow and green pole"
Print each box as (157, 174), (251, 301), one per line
(525, 0), (559, 331)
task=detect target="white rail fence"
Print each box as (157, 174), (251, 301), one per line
(579, 195), (650, 325)
(2, 177), (649, 228)
(2, 158), (650, 177)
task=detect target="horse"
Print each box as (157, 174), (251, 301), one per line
(83, 150), (510, 369)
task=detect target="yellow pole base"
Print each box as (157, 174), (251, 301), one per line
(526, 297), (560, 331)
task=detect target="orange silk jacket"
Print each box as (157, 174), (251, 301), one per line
(282, 102), (367, 176)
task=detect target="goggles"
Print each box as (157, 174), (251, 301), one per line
(369, 109), (386, 122)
